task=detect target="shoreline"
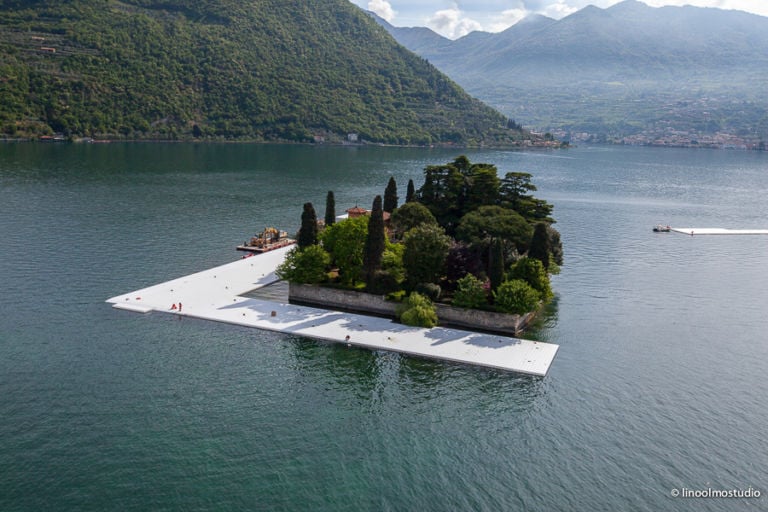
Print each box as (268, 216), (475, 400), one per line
(0, 136), (566, 150)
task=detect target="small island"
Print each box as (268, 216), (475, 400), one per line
(277, 156), (562, 335)
(106, 155), (562, 374)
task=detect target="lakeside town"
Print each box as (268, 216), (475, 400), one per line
(544, 95), (768, 150)
(556, 128), (767, 150)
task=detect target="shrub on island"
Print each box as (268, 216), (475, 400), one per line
(493, 279), (541, 315)
(276, 245), (330, 284)
(396, 292), (438, 328)
(452, 274), (488, 309)
(508, 257), (553, 302)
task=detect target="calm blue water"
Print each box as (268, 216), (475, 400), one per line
(1, 143), (767, 511)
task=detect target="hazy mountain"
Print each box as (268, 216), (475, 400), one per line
(370, 15), (452, 55)
(0, 0), (527, 145)
(374, 0), (768, 141)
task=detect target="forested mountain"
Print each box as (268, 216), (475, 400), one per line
(373, 0), (768, 142)
(0, 0), (528, 145)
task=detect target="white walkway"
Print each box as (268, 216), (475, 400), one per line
(106, 246), (558, 376)
(671, 227), (768, 235)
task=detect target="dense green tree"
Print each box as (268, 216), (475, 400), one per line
(417, 157), (537, 235)
(465, 166), (501, 212)
(406, 179), (416, 203)
(383, 177), (398, 213)
(500, 172), (554, 222)
(528, 222), (551, 270)
(276, 245), (330, 284)
(509, 257), (553, 301)
(390, 201), (437, 239)
(455, 205), (533, 255)
(493, 279), (541, 315)
(297, 202), (318, 249)
(500, 172), (537, 210)
(402, 223), (451, 288)
(320, 215), (368, 286)
(417, 160), (469, 234)
(324, 191), (336, 227)
(517, 197), (555, 223)
(363, 195), (386, 287)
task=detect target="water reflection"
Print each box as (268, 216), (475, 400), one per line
(281, 330), (547, 422)
(285, 335), (385, 405)
(523, 295), (560, 344)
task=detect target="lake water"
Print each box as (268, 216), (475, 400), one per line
(1, 143), (766, 511)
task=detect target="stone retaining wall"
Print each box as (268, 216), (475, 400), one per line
(435, 303), (534, 335)
(289, 283), (396, 316)
(288, 283), (534, 335)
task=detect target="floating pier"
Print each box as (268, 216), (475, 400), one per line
(670, 227), (768, 236)
(106, 246), (558, 376)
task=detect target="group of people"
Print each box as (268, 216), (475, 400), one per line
(170, 302), (183, 312)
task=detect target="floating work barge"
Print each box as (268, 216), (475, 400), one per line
(237, 227), (296, 252)
(106, 246), (559, 376)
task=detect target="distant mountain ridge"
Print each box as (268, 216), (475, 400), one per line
(372, 0), (768, 142)
(0, 0), (527, 145)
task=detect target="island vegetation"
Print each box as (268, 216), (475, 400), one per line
(277, 156), (562, 329)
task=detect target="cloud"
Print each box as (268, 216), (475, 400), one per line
(368, 0), (396, 22)
(541, 3), (581, 19)
(358, 1), (768, 37)
(427, 6), (483, 39)
(488, 8), (528, 32)
(523, 0), (582, 18)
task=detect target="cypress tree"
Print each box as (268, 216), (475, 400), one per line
(528, 222), (551, 270)
(297, 202), (318, 248)
(383, 177), (398, 213)
(406, 179), (415, 203)
(363, 195), (386, 286)
(324, 191), (336, 227)
(489, 238), (505, 293)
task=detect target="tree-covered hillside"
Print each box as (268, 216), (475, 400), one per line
(0, 0), (528, 145)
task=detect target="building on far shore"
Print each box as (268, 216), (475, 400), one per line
(343, 205), (392, 237)
(345, 205), (391, 222)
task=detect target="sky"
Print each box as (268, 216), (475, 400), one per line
(350, 1), (768, 38)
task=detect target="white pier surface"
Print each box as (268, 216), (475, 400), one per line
(670, 227), (768, 235)
(106, 246), (558, 376)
